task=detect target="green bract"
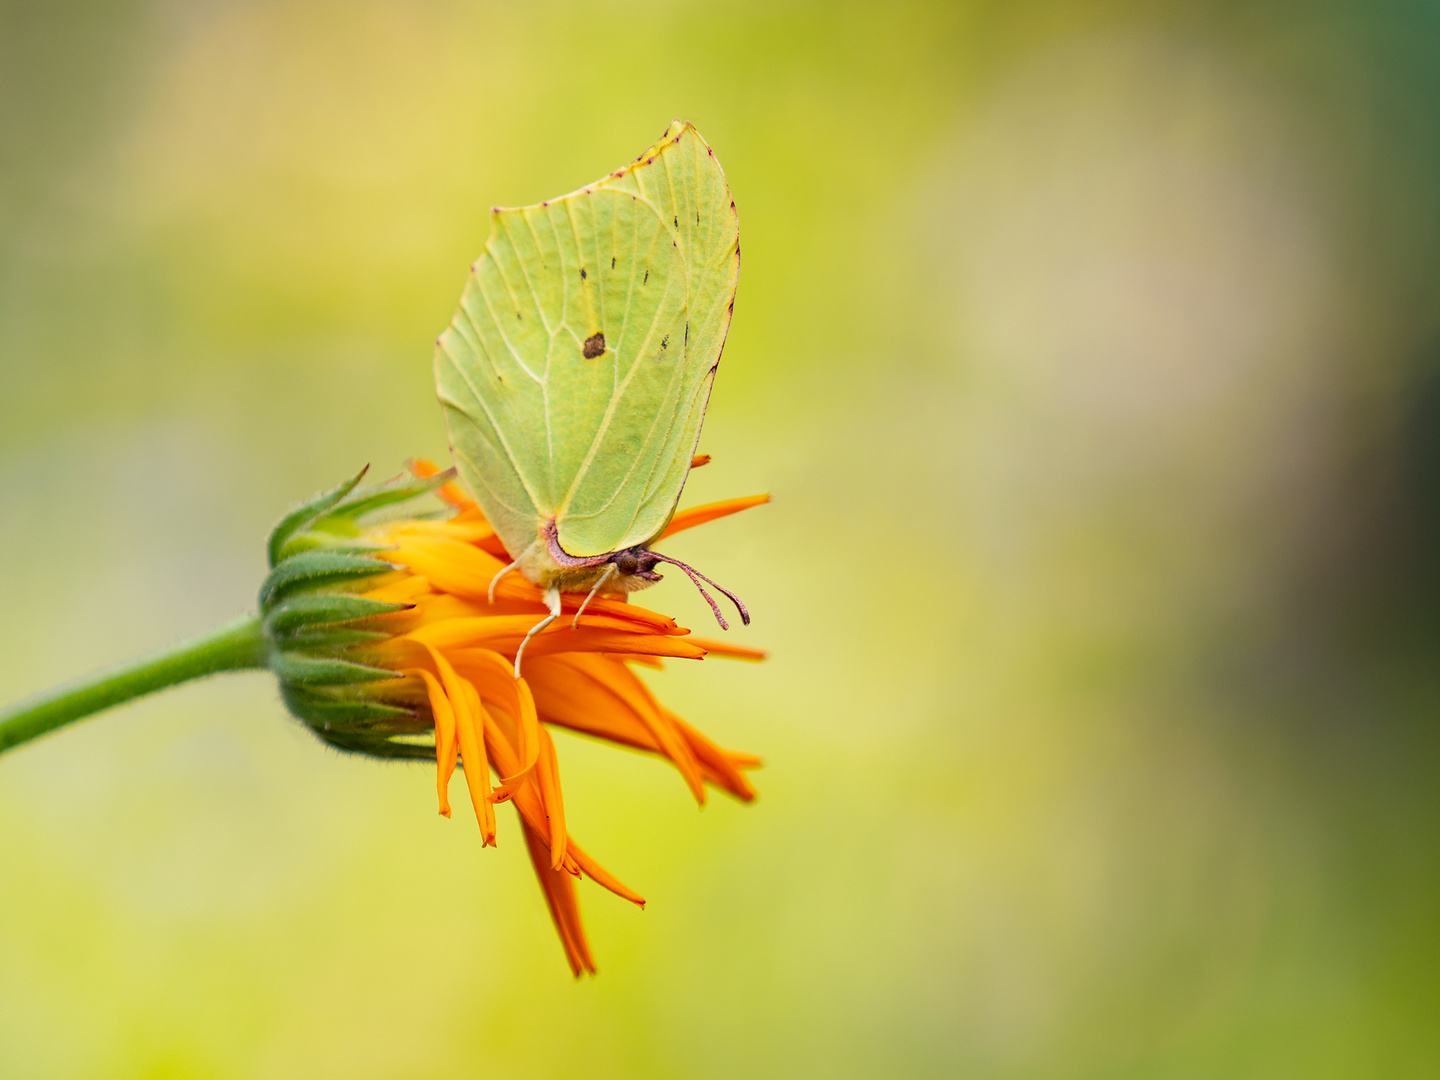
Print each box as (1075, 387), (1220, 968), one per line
(258, 469), (450, 759)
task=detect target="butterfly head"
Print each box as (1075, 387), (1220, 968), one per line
(530, 518), (749, 629)
(612, 548), (662, 582)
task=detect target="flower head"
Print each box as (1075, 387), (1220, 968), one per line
(259, 460), (766, 974)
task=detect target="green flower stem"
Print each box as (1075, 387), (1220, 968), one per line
(0, 613), (267, 756)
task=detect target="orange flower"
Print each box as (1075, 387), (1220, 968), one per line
(351, 460), (766, 975)
(0, 455), (763, 976)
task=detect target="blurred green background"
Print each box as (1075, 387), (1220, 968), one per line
(5, 0), (1440, 1076)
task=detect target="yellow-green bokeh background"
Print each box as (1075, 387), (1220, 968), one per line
(5, 1), (1440, 1075)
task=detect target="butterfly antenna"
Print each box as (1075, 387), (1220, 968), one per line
(653, 554), (750, 629)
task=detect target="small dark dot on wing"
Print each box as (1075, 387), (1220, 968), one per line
(580, 268), (587, 280)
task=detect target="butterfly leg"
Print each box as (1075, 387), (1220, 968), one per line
(513, 585), (561, 678)
(488, 560), (519, 604)
(572, 564), (616, 629)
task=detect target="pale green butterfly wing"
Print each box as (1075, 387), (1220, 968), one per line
(435, 120), (739, 560)
(557, 121), (741, 555)
(435, 187), (687, 556)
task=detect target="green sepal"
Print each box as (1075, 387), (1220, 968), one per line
(266, 465), (369, 568)
(281, 683), (418, 725)
(259, 551), (396, 612)
(273, 534), (395, 562)
(324, 470), (455, 522)
(311, 729), (437, 760)
(271, 652), (399, 686)
(283, 628), (392, 650)
(263, 594), (410, 637)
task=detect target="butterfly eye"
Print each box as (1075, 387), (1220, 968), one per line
(615, 551), (639, 575)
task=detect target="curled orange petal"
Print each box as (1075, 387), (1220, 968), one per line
(658, 493), (769, 540)
(407, 667), (457, 817)
(408, 457), (477, 511)
(424, 645), (495, 844)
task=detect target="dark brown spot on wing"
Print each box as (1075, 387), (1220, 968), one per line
(582, 332), (606, 359)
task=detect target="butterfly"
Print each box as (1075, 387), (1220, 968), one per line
(434, 120), (748, 673)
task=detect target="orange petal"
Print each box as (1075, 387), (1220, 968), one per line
(666, 709), (761, 802)
(534, 725), (567, 868)
(480, 706), (559, 853)
(407, 667), (457, 817)
(686, 637), (768, 662)
(387, 534), (509, 599)
(524, 657), (663, 753)
(690, 453), (711, 468)
(449, 649), (540, 801)
(425, 645), (495, 844)
(567, 837), (645, 907)
(611, 653), (664, 669)
(408, 457), (477, 511)
(409, 617), (707, 662)
(521, 813), (594, 976)
(362, 575), (433, 605)
(382, 518), (500, 544)
(469, 650), (541, 806)
(550, 654), (706, 804)
(658, 493), (769, 540)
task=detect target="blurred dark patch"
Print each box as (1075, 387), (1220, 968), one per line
(1401, 353), (1440, 551)
(1340, 350), (1440, 660)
